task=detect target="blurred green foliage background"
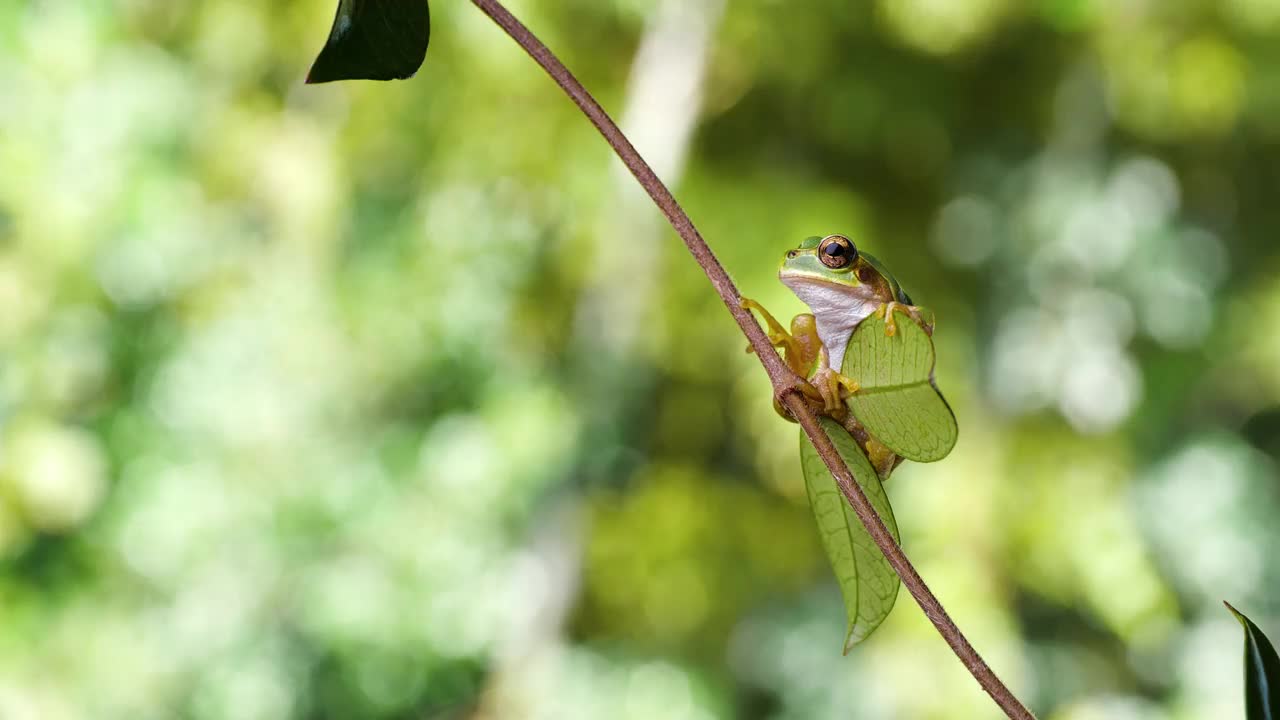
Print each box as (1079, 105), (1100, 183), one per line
(3, 0), (1280, 718)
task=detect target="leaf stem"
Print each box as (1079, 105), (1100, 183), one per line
(468, 1), (1035, 717)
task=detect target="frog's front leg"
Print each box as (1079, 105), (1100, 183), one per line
(741, 298), (829, 418)
(742, 297), (860, 414)
(878, 301), (934, 337)
(740, 297), (820, 377)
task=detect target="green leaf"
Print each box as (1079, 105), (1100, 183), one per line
(842, 308), (957, 463)
(1226, 601), (1280, 720)
(800, 416), (901, 652)
(307, 0), (430, 83)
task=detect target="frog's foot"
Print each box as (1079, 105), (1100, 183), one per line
(877, 302), (932, 337)
(740, 297), (801, 355)
(812, 365), (861, 413)
(841, 417), (902, 479)
(772, 374), (827, 422)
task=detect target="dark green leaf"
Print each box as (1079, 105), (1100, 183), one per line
(307, 0), (430, 83)
(843, 307), (957, 463)
(1226, 601), (1280, 720)
(800, 417), (901, 652)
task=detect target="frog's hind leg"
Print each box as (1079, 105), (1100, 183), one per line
(841, 415), (903, 480)
(785, 312), (823, 377)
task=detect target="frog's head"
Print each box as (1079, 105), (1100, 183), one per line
(779, 234), (881, 294)
(779, 233), (900, 319)
(778, 234), (907, 372)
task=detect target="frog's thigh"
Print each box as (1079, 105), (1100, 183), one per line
(788, 313), (822, 374)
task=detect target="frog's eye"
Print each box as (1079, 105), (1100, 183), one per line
(818, 235), (857, 269)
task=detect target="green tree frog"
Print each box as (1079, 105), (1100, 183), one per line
(742, 234), (931, 476)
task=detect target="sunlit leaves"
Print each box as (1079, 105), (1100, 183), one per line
(843, 308), (957, 463)
(307, 0), (430, 83)
(800, 417), (901, 652)
(1226, 602), (1280, 720)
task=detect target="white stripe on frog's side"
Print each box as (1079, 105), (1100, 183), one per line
(781, 276), (881, 373)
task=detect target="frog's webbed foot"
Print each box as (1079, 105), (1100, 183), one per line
(877, 301), (933, 337)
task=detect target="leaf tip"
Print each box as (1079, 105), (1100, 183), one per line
(1226, 600), (1247, 625)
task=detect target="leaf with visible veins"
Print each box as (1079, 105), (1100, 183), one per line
(801, 417), (901, 652)
(307, 0), (430, 83)
(843, 308), (957, 463)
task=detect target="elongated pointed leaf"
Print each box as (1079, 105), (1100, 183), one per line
(801, 417), (901, 652)
(1226, 602), (1280, 719)
(307, 0), (430, 83)
(843, 308), (957, 462)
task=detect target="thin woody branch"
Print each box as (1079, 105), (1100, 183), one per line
(467, 1), (1035, 718)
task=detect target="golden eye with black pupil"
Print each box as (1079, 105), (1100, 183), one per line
(818, 235), (856, 269)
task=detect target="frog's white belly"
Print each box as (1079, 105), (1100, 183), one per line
(781, 278), (881, 373)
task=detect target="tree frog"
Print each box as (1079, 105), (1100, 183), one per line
(742, 234), (930, 474)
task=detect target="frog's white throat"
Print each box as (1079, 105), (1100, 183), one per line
(780, 276), (882, 373)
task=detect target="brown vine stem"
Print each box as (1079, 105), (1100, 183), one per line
(469, 1), (1036, 717)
